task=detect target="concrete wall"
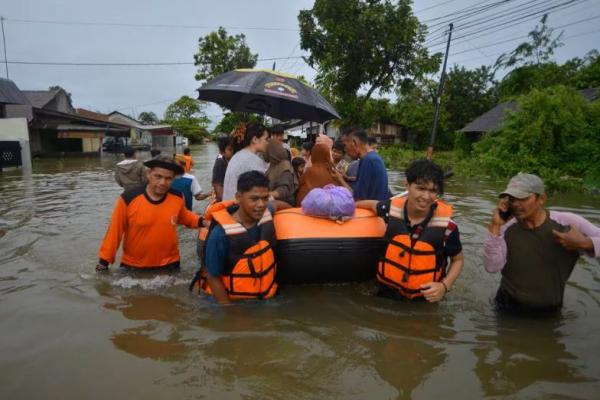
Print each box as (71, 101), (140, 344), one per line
(0, 118), (32, 171)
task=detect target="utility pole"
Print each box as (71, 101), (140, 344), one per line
(426, 23), (453, 160)
(1, 16), (9, 79)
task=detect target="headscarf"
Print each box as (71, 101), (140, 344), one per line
(296, 143), (340, 204)
(266, 141), (296, 191)
(305, 134), (333, 170)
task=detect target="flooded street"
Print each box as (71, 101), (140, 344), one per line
(1, 143), (600, 399)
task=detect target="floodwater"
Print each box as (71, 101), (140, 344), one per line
(1, 143), (600, 400)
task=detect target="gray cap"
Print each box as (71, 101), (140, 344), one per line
(499, 173), (545, 199)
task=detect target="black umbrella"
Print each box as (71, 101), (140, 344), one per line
(197, 69), (340, 123)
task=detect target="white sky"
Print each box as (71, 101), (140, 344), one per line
(1, 0), (598, 127)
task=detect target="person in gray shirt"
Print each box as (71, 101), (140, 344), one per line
(222, 123), (269, 201)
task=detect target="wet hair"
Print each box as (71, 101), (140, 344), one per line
(405, 159), (445, 195)
(346, 129), (368, 144)
(367, 137), (378, 146)
(269, 127), (284, 136)
(339, 125), (361, 137)
(302, 142), (314, 152)
(123, 146), (135, 158)
(216, 134), (231, 153)
(237, 170), (270, 193)
(292, 156), (306, 169)
(150, 148), (161, 157)
(231, 122), (268, 153)
(332, 141), (345, 153)
(183, 147), (191, 155)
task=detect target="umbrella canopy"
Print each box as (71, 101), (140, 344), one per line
(197, 69), (340, 123)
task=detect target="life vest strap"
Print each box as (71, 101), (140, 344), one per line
(382, 257), (442, 275)
(241, 243), (273, 260)
(388, 238), (439, 256)
(227, 277), (277, 300)
(227, 260), (276, 279)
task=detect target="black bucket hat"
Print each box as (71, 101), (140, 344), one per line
(144, 155), (184, 175)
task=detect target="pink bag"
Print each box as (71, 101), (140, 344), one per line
(301, 184), (355, 218)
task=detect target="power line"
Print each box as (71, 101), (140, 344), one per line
(0, 55), (304, 67)
(448, 14), (600, 58)
(449, 26), (600, 64)
(3, 17), (300, 32)
(427, 0), (586, 48)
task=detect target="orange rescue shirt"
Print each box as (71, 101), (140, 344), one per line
(182, 155), (194, 173)
(98, 187), (201, 268)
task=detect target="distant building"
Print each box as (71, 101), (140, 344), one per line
(461, 87), (600, 139)
(107, 111), (177, 148)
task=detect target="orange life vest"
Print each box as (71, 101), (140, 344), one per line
(198, 200), (237, 243)
(201, 206), (278, 300)
(377, 196), (453, 299)
(182, 155), (193, 173)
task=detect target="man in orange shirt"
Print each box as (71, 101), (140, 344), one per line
(182, 147), (194, 173)
(96, 155), (202, 271)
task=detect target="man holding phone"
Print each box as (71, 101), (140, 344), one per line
(484, 173), (600, 313)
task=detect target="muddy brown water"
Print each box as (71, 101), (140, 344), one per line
(1, 143), (600, 399)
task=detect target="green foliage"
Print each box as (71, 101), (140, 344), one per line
(163, 96), (210, 143)
(298, 0), (440, 105)
(137, 111), (159, 125)
(471, 85), (600, 190)
(212, 112), (258, 134)
(194, 27), (258, 83)
(495, 14), (563, 70)
(444, 65), (497, 132)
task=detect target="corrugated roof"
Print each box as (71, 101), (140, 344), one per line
(75, 108), (110, 122)
(0, 78), (30, 105)
(22, 89), (60, 108)
(460, 102), (518, 133)
(461, 87), (600, 133)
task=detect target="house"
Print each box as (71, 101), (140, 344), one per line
(461, 87), (600, 139)
(0, 78), (33, 170)
(366, 122), (406, 145)
(2, 82), (130, 158)
(107, 111), (177, 148)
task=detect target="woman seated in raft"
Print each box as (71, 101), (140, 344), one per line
(296, 143), (351, 204)
(266, 140), (298, 206)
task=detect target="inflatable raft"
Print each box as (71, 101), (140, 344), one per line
(273, 208), (386, 284)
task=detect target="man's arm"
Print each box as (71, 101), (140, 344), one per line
(97, 197), (128, 270)
(204, 226), (231, 304)
(213, 184), (224, 201)
(355, 200), (379, 215)
(207, 275), (231, 305)
(483, 199), (515, 273)
(178, 205), (202, 228)
(421, 252), (464, 303)
(551, 211), (600, 256)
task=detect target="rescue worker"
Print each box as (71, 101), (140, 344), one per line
(96, 155), (202, 271)
(201, 171), (289, 304)
(181, 147), (194, 173)
(356, 159), (464, 302)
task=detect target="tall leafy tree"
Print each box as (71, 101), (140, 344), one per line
(299, 0), (440, 119)
(137, 111), (159, 125)
(193, 27), (258, 83)
(495, 14), (564, 71)
(444, 65), (497, 132)
(163, 96), (210, 143)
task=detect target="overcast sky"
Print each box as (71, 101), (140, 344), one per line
(1, 0), (598, 127)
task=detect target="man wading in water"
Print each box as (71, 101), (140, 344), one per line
(96, 155), (202, 271)
(484, 173), (600, 314)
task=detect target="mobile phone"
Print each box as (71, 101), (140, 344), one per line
(498, 196), (513, 221)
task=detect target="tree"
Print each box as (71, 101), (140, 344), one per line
(444, 65), (497, 132)
(212, 112), (258, 135)
(48, 85), (73, 108)
(163, 96), (210, 143)
(137, 111), (159, 125)
(471, 85), (600, 186)
(193, 27), (258, 83)
(298, 0), (440, 113)
(495, 14), (564, 71)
